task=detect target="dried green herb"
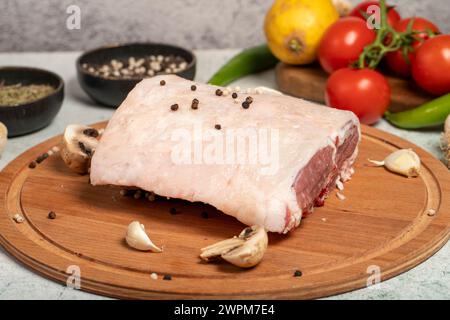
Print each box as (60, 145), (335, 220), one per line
(0, 82), (55, 106)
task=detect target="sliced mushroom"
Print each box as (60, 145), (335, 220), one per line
(125, 221), (162, 252)
(60, 124), (99, 174)
(200, 225), (268, 268)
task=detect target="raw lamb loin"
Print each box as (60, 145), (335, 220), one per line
(90, 75), (360, 233)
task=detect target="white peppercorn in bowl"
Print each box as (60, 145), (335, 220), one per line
(76, 43), (196, 108)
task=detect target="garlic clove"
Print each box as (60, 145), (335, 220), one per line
(125, 221), (162, 252)
(369, 149), (420, 178)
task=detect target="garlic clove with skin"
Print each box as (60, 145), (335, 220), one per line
(369, 149), (421, 178)
(125, 221), (162, 252)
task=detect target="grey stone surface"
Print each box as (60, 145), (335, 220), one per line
(0, 0), (449, 52)
(0, 50), (449, 300)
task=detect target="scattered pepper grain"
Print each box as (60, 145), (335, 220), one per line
(48, 211), (56, 219)
(201, 211), (209, 219)
(191, 98), (199, 110)
(160, 80), (166, 86)
(170, 104), (179, 111)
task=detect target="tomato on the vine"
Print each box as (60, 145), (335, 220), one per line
(349, 1), (401, 26)
(412, 35), (450, 96)
(325, 68), (391, 125)
(385, 17), (440, 77)
(318, 17), (376, 74)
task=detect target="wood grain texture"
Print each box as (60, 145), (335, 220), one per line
(275, 63), (434, 113)
(0, 122), (449, 299)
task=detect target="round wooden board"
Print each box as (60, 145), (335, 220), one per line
(0, 122), (449, 299)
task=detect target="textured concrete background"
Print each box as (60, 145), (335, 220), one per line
(0, 0), (449, 52)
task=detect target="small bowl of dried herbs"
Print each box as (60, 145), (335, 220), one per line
(0, 67), (64, 137)
(77, 42), (196, 108)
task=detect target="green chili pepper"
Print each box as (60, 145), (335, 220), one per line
(385, 93), (450, 129)
(208, 44), (278, 86)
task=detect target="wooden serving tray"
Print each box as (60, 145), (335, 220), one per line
(0, 122), (449, 299)
(275, 62), (435, 113)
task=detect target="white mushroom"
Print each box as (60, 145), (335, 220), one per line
(200, 225), (268, 268)
(369, 149), (421, 178)
(60, 124), (99, 174)
(125, 221), (162, 252)
(0, 122), (7, 157)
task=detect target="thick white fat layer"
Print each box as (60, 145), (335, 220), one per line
(91, 75), (360, 233)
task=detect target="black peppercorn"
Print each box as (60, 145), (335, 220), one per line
(201, 211), (209, 219)
(170, 104), (179, 111)
(191, 98), (199, 110)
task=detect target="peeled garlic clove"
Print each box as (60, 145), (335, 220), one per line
(125, 221), (162, 252)
(369, 149), (420, 178)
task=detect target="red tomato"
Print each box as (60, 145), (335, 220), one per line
(386, 17), (440, 77)
(325, 68), (391, 125)
(318, 17), (376, 74)
(412, 35), (450, 96)
(349, 1), (401, 26)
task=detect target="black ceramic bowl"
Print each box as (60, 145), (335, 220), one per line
(0, 67), (64, 137)
(76, 43), (196, 108)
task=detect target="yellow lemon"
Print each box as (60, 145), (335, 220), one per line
(264, 0), (339, 65)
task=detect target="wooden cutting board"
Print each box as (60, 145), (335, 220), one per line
(276, 63), (435, 113)
(0, 122), (449, 299)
